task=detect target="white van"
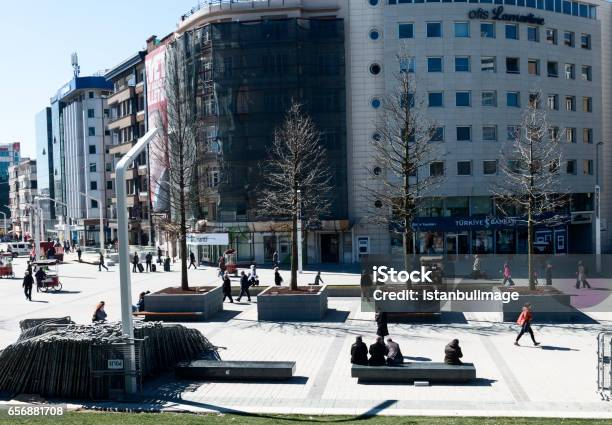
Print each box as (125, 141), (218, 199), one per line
(0, 242), (32, 257)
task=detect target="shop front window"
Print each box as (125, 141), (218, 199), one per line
(472, 230), (493, 254)
(444, 197), (469, 216)
(471, 197), (493, 215)
(263, 235), (277, 262)
(496, 229), (516, 253)
(418, 198), (443, 217)
(417, 231), (444, 254)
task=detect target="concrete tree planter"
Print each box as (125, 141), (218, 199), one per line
(497, 286), (578, 322)
(144, 285), (223, 320)
(257, 285), (328, 321)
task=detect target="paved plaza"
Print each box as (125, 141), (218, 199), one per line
(1, 253), (612, 418)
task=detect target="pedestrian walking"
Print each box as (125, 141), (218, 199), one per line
(145, 252), (153, 272)
(576, 260), (591, 289)
(312, 271), (324, 286)
(236, 270), (251, 302)
(272, 251), (279, 268)
(188, 251), (197, 269)
(132, 252), (139, 273)
(76, 246), (82, 262)
(222, 272), (233, 303)
(157, 246), (163, 264)
(92, 301), (107, 323)
(274, 267), (283, 286)
(502, 262), (515, 286)
(98, 251), (108, 271)
(22, 271), (33, 301)
(472, 254), (482, 279)
(515, 303), (540, 346)
(375, 311), (389, 338)
(34, 266), (46, 292)
(545, 263), (553, 286)
(248, 264), (259, 286)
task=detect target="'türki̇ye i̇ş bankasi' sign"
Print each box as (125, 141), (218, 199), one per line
(469, 6), (545, 25)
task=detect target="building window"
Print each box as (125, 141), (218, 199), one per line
(455, 56), (470, 72)
(369, 63), (381, 75)
(480, 22), (495, 38)
(106, 180), (113, 190)
(565, 96), (576, 111)
(545, 28), (557, 44)
(583, 128), (593, 144)
(581, 65), (592, 81)
(566, 160), (577, 175)
(88, 91), (94, 99)
(528, 59), (540, 75)
(400, 56), (415, 73)
(456, 91), (471, 107)
(566, 127), (576, 143)
(506, 92), (520, 108)
(481, 91), (497, 107)
(506, 57), (520, 74)
(428, 92), (444, 107)
(430, 127), (445, 142)
(88, 127), (96, 136)
(89, 145), (96, 154)
(564, 63), (575, 79)
(454, 21), (470, 37)
(583, 159), (594, 175)
(527, 26), (539, 42)
(547, 94), (558, 110)
(89, 163), (96, 172)
(547, 61), (558, 77)
(427, 22), (442, 38)
(369, 28), (380, 40)
(549, 126), (560, 141)
(430, 161), (445, 176)
(505, 24), (519, 40)
(583, 97), (592, 112)
(457, 161), (472, 176)
(90, 181), (97, 191)
(481, 56), (496, 72)
(368, 0), (379, 5)
(398, 23), (414, 38)
(507, 125), (519, 141)
(91, 199), (98, 209)
(456, 126), (471, 142)
(482, 126), (497, 142)
(87, 108), (94, 118)
(528, 93), (540, 108)
(581, 33), (591, 49)
(564, 31), (575, 47)
(483, 160), (498, 175)
(371, 97), (381, 109)
(427, 57), (443, 72)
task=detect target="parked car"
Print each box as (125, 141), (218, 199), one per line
(0, 242), (32, 257)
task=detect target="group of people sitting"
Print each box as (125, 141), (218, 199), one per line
(350, 336), (464, 367)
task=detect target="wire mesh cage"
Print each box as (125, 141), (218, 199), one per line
(597, 332), (612, 400)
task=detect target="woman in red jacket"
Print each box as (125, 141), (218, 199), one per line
(515, 303), (540, 346)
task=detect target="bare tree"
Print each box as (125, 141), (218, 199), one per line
(492, 92), (567, 289)
(151, 36), (201, 290)
(365, 53), (442, 271)
(258, 102), (333, 290)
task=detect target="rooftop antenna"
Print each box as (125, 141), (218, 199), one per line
(71, 52), (80, 78)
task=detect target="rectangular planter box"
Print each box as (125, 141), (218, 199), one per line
(257, 285), (328, 321)
(497, 288), (578, 322)
(144, 285), (223, 320)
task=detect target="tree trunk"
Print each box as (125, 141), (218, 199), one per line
(291, 213), (298, 290)
(528, 207), (534, 290)
(179, 200), (189, 291)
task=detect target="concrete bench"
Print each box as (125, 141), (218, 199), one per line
(175, 360), (296, 381)
(133, 311), (204, 321)
(351, 362), (476, 383)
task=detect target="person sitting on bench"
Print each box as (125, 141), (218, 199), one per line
(444, 339), (463, 365)
(368, 336), (388, 366)
(386, 338), (404, 366)
(350, 336), (368, 366)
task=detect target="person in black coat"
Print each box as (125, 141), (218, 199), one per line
(368, 336), (388, 366)
(222, 272), (233, 303)
(145, 252), (153, 272)
(34, 267), (46, 292)
(188, 251), (197, 269)
(237, 270), (251, 302)
(99, 252), (108, 271)
(274, 267), (283, 286)
(132, 252), (139, 273)
(157, 246), (163, 264)
(22, 271), (34, 301)
(350, 336), (368, 366)
(444, 339), (464, 365)
(375, 311), (389, 338)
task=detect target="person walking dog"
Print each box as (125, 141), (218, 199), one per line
(515, 303), (540, 346)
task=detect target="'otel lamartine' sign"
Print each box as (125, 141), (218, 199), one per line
(468, 6), (545, 25)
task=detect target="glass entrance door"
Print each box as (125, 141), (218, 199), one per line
(446, 233), (470, 255)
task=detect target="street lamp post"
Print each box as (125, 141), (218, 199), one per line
(596, 141), (604, 272)
(116, 128), (159, 394)
(297, 189), (303, 274)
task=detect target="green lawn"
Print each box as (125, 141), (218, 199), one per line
(2, 412), (612, 425)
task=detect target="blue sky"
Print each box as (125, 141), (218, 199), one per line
(0, 0), (197, 158)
